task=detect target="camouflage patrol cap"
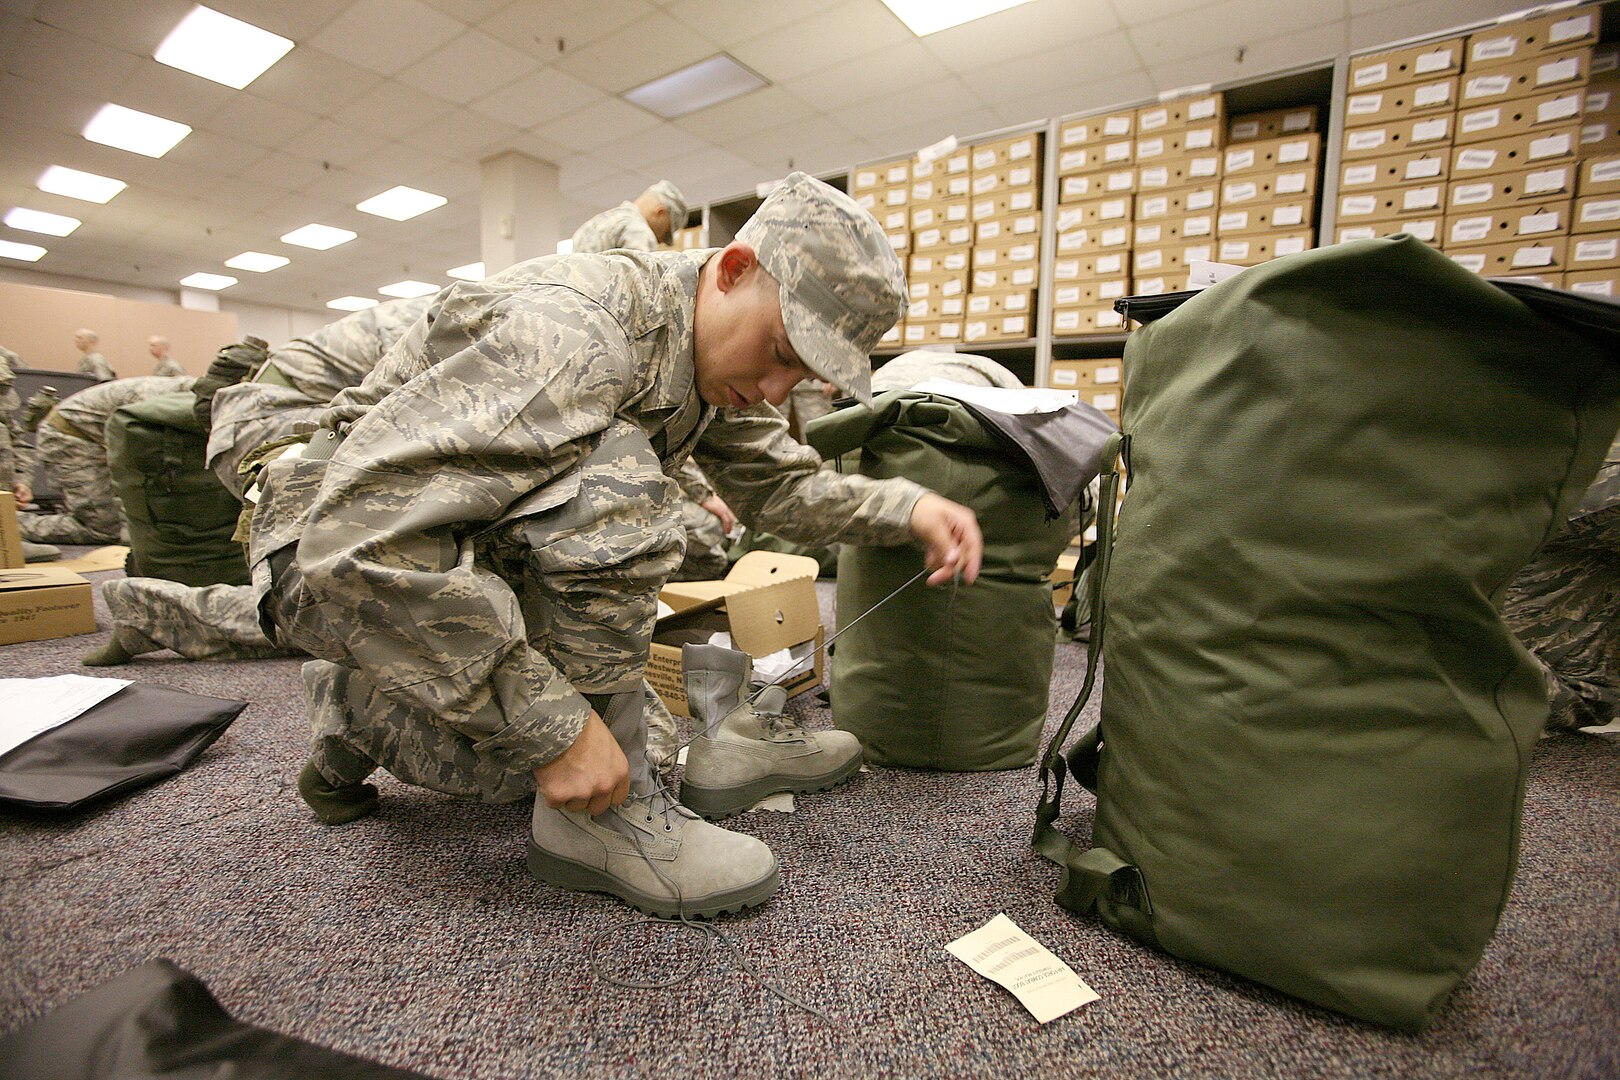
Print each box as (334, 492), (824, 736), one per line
(737, 171), (905, 403)
(649, 180), (688, 237)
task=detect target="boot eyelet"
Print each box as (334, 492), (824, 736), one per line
(664, 824), (672, 832)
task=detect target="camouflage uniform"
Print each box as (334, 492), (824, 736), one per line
(570, 202), (659, 255)
(1503, 436), (1620, 731)
(18, 375), (193, 544)
(78, 350), (116, 381)
(251, 242), (922, 802)
(100, 577), (294, 661)
(152, 357), (186, 377)
(0, 349), (19, 493)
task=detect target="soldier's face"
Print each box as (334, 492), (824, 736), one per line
(695, 246), (811, 409)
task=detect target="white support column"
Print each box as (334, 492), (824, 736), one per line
(479, 150), (561, 275)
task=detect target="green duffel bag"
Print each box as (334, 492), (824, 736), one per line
(108, 391), (249, 587)
(807, 391), (1083, 770)
(1035, 236), (1620, 1031)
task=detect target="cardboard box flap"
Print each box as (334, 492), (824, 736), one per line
(0, 565), (91, 592)
(724, 550), (819, 586)
(720, 580), (821, 657)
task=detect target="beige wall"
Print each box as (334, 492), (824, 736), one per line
(0, 280), (238, 377)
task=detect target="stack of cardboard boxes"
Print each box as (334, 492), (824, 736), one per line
(1218, 106), (1320, 266)
(1570, 44), (1620, 295)
(1045, 355), (1125, 427)
(898, 146), (972, 348)
(964, 130), (1042, 345)
(1134, 93), (1226, 287)
(668, 224), (706, 251)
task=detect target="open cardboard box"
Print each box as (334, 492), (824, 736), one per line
(647, 551), (825, 717)
(0, 564), (97, 645)
(0, 491), (23, 569)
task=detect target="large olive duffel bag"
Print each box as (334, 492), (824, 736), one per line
(107, 391), (249, 587)
(1035, 236), (1620, 1030)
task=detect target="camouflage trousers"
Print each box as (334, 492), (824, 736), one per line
(1502, 506), (1619, 731)
(101, 577), (296, 661)
(17, 427), (124, 544)
(673, 496), (729, 581)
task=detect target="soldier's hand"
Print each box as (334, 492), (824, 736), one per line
(909, 493), (982, 586)
(532, 711), (630, 816)
(701, 494), (736, 534)
(13, 480), (32, 507)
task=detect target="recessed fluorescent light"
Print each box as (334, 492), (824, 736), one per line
(224, 250), (289, 272)
(327, 295), (378, 311)
(0, 240), (47, 262)
(5, 208), (81, 237)
(356, 186), (447, 221)
(378, 279), (439, 298)
(37, 165), (126, 204)
(879, 0), (1037, 35)
(623, 53), (767, 119)
(154, 5), (294, 89)
(180, 272), (237, 290)
(280, 223), (356, 249)
(83, 103), (192, 158)
(446, 261), (484, 280)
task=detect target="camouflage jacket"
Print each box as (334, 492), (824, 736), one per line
(290, 249), (922, 768)
(77, 351), (116, 381)
(52, 375), (194, 444)
(570, 202), (658, 254)
(152, 358), (187, 377)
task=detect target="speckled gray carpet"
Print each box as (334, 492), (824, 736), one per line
(1, 556), (1616, 1078)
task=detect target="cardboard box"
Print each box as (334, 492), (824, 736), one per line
(1132, 273), (1192, 295)
(971, 190), (1038, 221)
(1223, 133), (1320, 175)
(1218, 199), (1315, 235)
(852, 159), (912, 191)
(878, 323), (901, 348)
(1136, 187), (1218, 218)
(1077, 385), (1125, 415)
(1455, 87), (1584, 146)
(971, 132), (1041, 172)
(1340, 148), (1451, 189)
(909, 250), (970, 276)
(1056, 222), (1132, 254)
(1450, 125), (1581, 178)
(969, 264), (1039, 293)
(1050, 279), (1130, 308)
(1339, 183), (1448, 223)
(1580, 153), (1620, 196)
(0, 564), (98, 645)
(1341, 114), (1453, 159)
(1059, 111), (1134, 147)
(1465, 8), (1599, 70)
(970, 163), (1039, 196)
(1449, 162), (1576, 212)
(1459, 50), (1590, 108)
(910, 200), (970, 230)
(0, 491), (23, 568)
(963, 313), (1031, 343)
(1059, 170), (1136, 202)
(1343, 77), (1459, 126)
(1578, 116), (1620, 155)
(971, 239), (1040, 269)
(1052, 251), (1129, 281)
(1445, 235), (1570, 275)
(1228, 105), (1318, 142)
(884, 230), (910, 255)
(911, 175), (972, 203)
(966, 290), (1034, 317)
(1567, 230), (1620, 270)
(1336, 218), (1442, 246)
(912, 222), (973, 251)
(908, 273), (968, 301)
(1137, 154), (1221, 190)
(974, 211), (1041, 244)
(1349, 39), (1464, 92)
(1057, 139), (1134, 174)
(1133, 241), (1217, 275)
(1220, 166), (1318, 205)
(1136, 125), (1221, 160)
(649, 553), (825, 717)
(1573, 193), (1620, 233)
(901, 318), (964, 346)
(1052, 305), (1126, 336)
(1216, 233), (1313, 266)
(1137, 93), (1224, 133)
(907, 294), (965, 321)
(1563, 266), (1620, 294)
(1445, 200), (1571, 247)
(1047, 357), (1124, 389)
(1055, 197), (1132, 232)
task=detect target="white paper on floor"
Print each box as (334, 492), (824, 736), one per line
(0, 674), (132, 757)
(946, 913), (1099, 1024)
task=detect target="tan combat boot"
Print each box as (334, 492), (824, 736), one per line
(678, 643), (863, 819)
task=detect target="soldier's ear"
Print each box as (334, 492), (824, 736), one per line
(714, 242), (758, 293)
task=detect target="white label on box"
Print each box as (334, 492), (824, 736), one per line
(1012, 191), (1035, 212)
(1063, 176), (1092, 197)
(918, 227), (942, 247)
(1526, 167), (1568, 195)
(973, 174), (996, 195)
(1137, 224), (1164, 244)
(1466, 75), (1512, 99)
(912, 255), (935, 273)
(1539, 94), (1581, 123)
(1572, 278), (1615, 295)
(1101, 279), (1126, 299)
(1005, 314), (1029, 334)
(909, 281), (929, 300)
(1355, 61), (1389, 88)
(945, 250), (968, 270)
(1415, 82), (1451, 108)
(913, 158), (937, 178)
(1576, 238), (1619, 261)
(1010, 165), (1034, 186)
(1530, 132), (1572, 160)
(1228, 147), (1257, 170)
(1462, 108), (1501, 134)
(1101, 225), (1127, 246)
(973, 149), (996, 170)
(1190, 156), (1218, 177)
(1273, 205), (1305, 227)
(1454, 182), (1493, 206)
(1099, 198), (1125, 219)
(1585, 121), (1611, 143)
(1416, 48), (1452, 74)
(1092, 392), (1119, 410)
(884, 210), (907, 230)
(942, 277), (962, 296)
(1278, 139), (1310, 164)
(905, 324), (927, 343)
(1590, 90), (1613, 112)
(1404, 219), (1439, 241)
(1005, 293), (1028, 311)
(1458, 148), (1497, 171)
(1012, 266), (1037, 286)
(887, 232), (907, 251)
(942, 297), (964, 316)
(947, 153), (969, 175)
(1348, 93), (1382, 115)
(1276, 172), (1308, 195)
(1520, 210), (1559, 235)
(1551, 14), (1593, 44)
(1185, 214), (1213, 236)
(1189, 97), (1216, 120)
(1138, 276), (1169, 294)
(1186, 128), (1215, 149)
(1407, 156), (1444, 179)
(1188, 189), (1216, 210)
(1412, 118), (1449, 142)
(1054, 312), (1081, 334)
(1010, 242), (1036, 261)
(1452, 215), (1492, 242)
(913, 207), (937, 228)
(1220, 210), (1250, 230)
(1054, 259), (1079, 277)
(1231, 120), (1261, 139)
(1340, 225), (1377, 241)
(1284, 110), (1312, 132)
(1539, 57), (1580, 86)
(1228, 181), (1259, 202)
(1057, 208), (1085, 231)
(1220, 240), (1251, 260)
(913, 181), (936, 201)
(1139, 106), (1167, 130)
(1136, 249), (1164, 269)
(1106, 170), (1134, 191)
(947, 176), (970, 196)
(887, 165), (909, 184)
(886, 188), (908, 206)
(1582, 198), (1620, 223)
(963, 319), (988, 341)
(1140, 195), (1168, 217)
(948, 225), (972, 245)
(1091, 311), (1118, 330)
(1275, 236), (1308, 256)
(1061, 123), (1088, 146)
(1095, 364), (1121, 384)
(1185, 243), (1213, 262)
(1011, 137), (1034, 160)
(908, 299), (929, 318)
(1404, 185), (1441, 210)
(1452, 252), (1487, 271)
(1513, 245), (1555, 267)
(1060, 149), (1089, 171)
(1344, 163), (1378, 186)
(1137, 136), (1164, 158)
(1472, 36), (1516, 63)
(974, 197), (998, 219)
(857, 193), (876, 210)
(979, 220), (1002, 240)
(973, 269), (996, 288)
(940, 320), (961, 339)
(1593, 160), (1620, 182)
(1348, 129), (1387, 152)
(1106, 140), (1133, 161)
(1105, 115), (1131, 135)
(856, 169), (878, 188)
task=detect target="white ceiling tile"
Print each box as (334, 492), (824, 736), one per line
(418, 0), (510, 24)
(729, 115), (864, 171)
(203, 0), (349, 41)
(27, 0), (193, 56)
(109, 61), (238, 128)
(532, 97), (661, 152)
(960, 30), (1142, 106)
(308, 0), (465, 77)
(332, 80), (456, 140)
(0, 71), (103, 132)
(863, 110), (1003, 161)
(730, 1), (913, 84)
(347, 141), (453, 187)
(477, 0), (656, 60)
(505, 131), (574, 164)
(1229, 22), (1346, 76)
(1115, 0), (1234, 20)
(410, 160), (483, 199)
(553, 12), (719, 93)
(830, 78), (984, 139)
(277, 119), (389, 167)
(593, 124), (716, 170)
(394, 29), (536, 105)
(203, 93), (319, 150)
(395, 109), (525, 159)
(1027, 69), (1157, 121)
(673, 86), (813, 143)
(468, 68), (604, 129)
(1348, 0), (1523, 52)
(242, 150), (334, 193)
(917, 0), (1120, 70)
(243, 48), (386, 119)
(654, 146), (757, 191)
(664, 0), (841, 46)
(781, 40), (950, 112)
(1128, 0), (1342, 68)
(161, 128), (269, 178)
(559, 154), (621, 192)
(6, 19), (143, 90)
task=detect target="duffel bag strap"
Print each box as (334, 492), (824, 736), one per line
(1056, 846), (1152, 916)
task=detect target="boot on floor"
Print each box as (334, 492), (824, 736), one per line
(679, 643), (862, 819)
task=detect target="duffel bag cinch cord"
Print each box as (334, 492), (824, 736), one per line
(1032, 431), (1149, 915)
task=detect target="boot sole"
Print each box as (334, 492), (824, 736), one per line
(525, 839), (780, 919)
(679, 751), (865, 820)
